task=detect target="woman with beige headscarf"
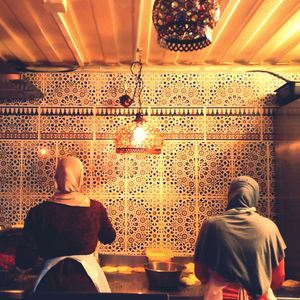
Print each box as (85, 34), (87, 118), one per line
(16, 156), (116, 292)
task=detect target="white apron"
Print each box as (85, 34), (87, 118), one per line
(33, 253), (111, 293)
(204, 272), (276, 300)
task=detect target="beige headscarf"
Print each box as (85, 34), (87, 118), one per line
(48, 156), (90, 207)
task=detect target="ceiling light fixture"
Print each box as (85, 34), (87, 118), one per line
(115, 56), (163, 155)
(18, 64), (79, 73)
(152, 0), (220, 52)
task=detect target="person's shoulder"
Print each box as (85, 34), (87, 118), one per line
(24, 201), (51, 220)
(255, 213), (277, 226)
(28, 200), (50, 212)
(90, 199), (106, 210)
(254, 213), (281, 233)
(203, 215), (224, 227)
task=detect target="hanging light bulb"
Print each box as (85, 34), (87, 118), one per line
(115, 112), (163, 154)
(37, 146), (49, 159)
(115, 57), (163, 155)
(133, 126), (148, 144)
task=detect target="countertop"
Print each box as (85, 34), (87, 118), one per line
(2, 271), (300, 300)
(1, 255), (300, 299)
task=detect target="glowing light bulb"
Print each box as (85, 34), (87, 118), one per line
(133, 126), (148, 145)
(38, 147), (48, 158)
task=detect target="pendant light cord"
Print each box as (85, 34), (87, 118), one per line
(130, 61), (144, 114)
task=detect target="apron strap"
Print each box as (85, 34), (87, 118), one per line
(33, 254), (110, 293)
(238, 288), (249, 300)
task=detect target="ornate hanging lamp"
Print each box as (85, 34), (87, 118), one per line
(152, 0), (220, 52)
(115, 60), (163, 155)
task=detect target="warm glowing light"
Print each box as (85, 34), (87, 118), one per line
(37, 147), (49, 158)
(133, 126), (148, 145)
(114, 57), (164, 155)
(115, 115), (163, 155)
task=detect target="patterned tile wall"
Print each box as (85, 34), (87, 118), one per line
(0, 71), (299, 256)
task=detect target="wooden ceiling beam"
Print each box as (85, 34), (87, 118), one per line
(251, 9), (300, 64)
(10, 0), (63, 64)
(0, 0), (44, 63)
(43, 0), (85, 66)
(280, 44), (300, 64)
(90, 0), (119, 65)
(231, 0), (300, 64)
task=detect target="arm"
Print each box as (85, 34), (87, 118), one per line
(15, 209), (39, 270)
(271, 258), (285, 291)
(194, 221), (210, 283)
(194, 260), (209, 283)
(98, 205), (116, 244)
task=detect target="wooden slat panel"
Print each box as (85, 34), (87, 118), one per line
(281, 44), (300, 63)
(93, 1), (117, 64)
(0, 0), (42, 62)
(112, 0), (140, 64)
(70, 0), (105, 64)
(189, 0), (244, 64)
(251, 9), (300, 63)
(135, 0), (154, 65)
(136, 0), (179, 65)
(0, 40), (14, 61)
(177, 0), (231, 65)
(0, 0), (298, 69)
(5, 0), (65, 63)
(233, 0), (300, 63)
(199, 0), (265, 64)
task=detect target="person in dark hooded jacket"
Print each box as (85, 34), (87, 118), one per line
(194, 176), (286, 300)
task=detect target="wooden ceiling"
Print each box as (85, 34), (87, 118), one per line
(0, 0), (299, 72)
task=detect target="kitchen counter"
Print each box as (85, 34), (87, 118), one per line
(2, 271), (300, 300)
(1, 255), (300, 299)
(99, 254), (203, 299)
(106, 272), (203, 300)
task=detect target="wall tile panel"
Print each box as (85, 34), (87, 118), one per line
(0, 195), (22, 227)
(21, 141), (57, 195)
(43, 73), (98, 106)
(40, 115), (94, 140)
(161, 141), (196, 196)
(0, 141), (22, 194)
(0, 71), (299, 255)
(0, 114), (38, 139)
(89, 141), (125, 196)
(232, 142), (268, 196)
(127, 196), (162, 254)
(198, 142), (232, 196)
(161, 197), (197, 256)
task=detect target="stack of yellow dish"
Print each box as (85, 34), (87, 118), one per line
(101, 266), (118, 273)
(102, 265), (145, 274)
(145, 247), (173, 262)
(180, 262), (200, 286)
(282, 279), (300, 288)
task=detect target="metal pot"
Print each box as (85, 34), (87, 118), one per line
(144, 261), (185, 290)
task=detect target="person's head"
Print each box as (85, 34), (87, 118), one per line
(54, 156), (84, 193)
(227, 175), (259, 210)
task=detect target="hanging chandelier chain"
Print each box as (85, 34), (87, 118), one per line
(130, 61), (144, 113)
(115, 50), (163, 155)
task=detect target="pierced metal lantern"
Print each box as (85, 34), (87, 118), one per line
(152, 0), (220, 52)
(115, 113), (164, 155)
(115, 61), (164, 155)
